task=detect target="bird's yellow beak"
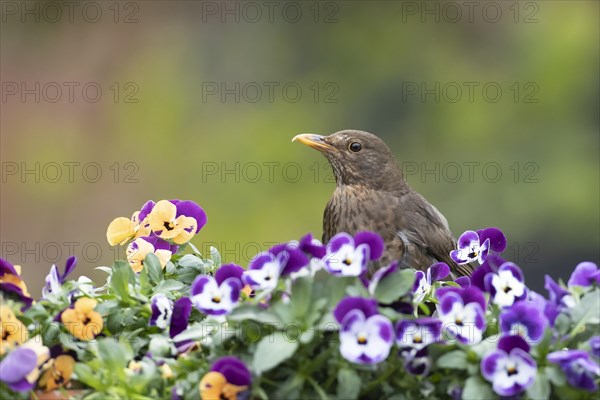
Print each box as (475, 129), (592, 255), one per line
(292, 134), (335, 152)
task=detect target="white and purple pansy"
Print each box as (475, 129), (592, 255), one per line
(334, 297), (394, 364)
(191, 264), (244, 316)
(411, 262), (450, 303)
(42, 256), (77, 298)
(395, 318), (442, 350)
(544, 275), (575, 311)
(499, 301), (548, 345)
(324, 231), (384, 277)
(149, 293), (173, 329)
(568, 261), (600, 288)
(481, 335), (537, 397)
(450, 230), (490, 265)
(548, 350), (600, 392)
(436, 286), (486, 344)
(399, 347), (431, 376)
(484, 262), (527, 308)
(242, 244), (309, 292)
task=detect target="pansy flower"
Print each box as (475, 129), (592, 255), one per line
(450, 230), (490, 265)
(42, 256), (77, 298)
(590, 336), (600, 360)
(436, 286), (486, 344)
(242, 243), (308, 292)
(324, 231), (384, 277)
(0, 258), (32, 308)
(191, 264), (244, 316)
(0, 305), (28, 355)
(148, 200), (207, 244)
(126, 236), (173, 273)
(470, 253), (506, 293)
(499, 301), (548, 345)
(149, 293), (173, 329)
(485, 262), (527, 308)
(61, 297), (103, 341)
(291, 234), (327, 279)
(199, 356), (252, 400)
(548, 350), (600, 392)
(334, 297), (394, 364)
(38, 354), (76, 392)
(399, 347), (431, 376)
(169, 297), (194, 353)
(395, 318), (442, 350)
(411, 262), (450, 303)
(481, 335), (537, 397)
(106, 200), (154, 245)
(568, 261), (600, 288)
(0, 336), (49, 392)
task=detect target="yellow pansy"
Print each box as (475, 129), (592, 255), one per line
(61, 298), (103, 341)
(38, 354), (76, 391)
(126, 237), (172, 273)
(148, 200), (198, 245)
(0, 305), (28, 355)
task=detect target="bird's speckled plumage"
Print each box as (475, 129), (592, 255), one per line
(295, 129), (473, 277)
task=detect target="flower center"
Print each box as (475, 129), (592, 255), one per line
(163, 221), (175, 231)
(506, 363), (518, 377)
(343, 258), (352, 266)
(357, 334), (368, 345)
(212, 296), (221, 304)
(413, 334), (422, 344)
(264, 275), (272, 281)
(468, 251), (478, 259)
(503, 285), (512, 293)
(455, 314), (464, 326)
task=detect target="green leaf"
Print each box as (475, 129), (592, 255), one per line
(228, 304), (283, 325)
(97, 338), (132, 382)
(336, 368), (361, 400)
(153, 279), (185, 294)
(462, 376), (495, 400)
(526, 369), (550, 400)
(172, 321), (222, 343)
(144, 253), (164, 284)
(178, 254), (205, 269)
(74, 363), (104, 390)
(111, 261), (133, 302)
(437, 350), (468, 370)
(210, 246), (221, 268)
(554, 313), (571, 335)
(571, 288), (600, 326)
(374, 269), (415, 304)
(545, 365), (566, 387)
(252, 331), (299, 374)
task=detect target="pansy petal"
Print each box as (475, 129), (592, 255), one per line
(169, 297), (192, 338)
(429, 262), (450, 282)
(568, 262), (600, 287)
(327, 232), (354, 253)
(299, 234), (326, 259)
(215, 264), (244, 286)
(354, 231), (385, 261)
(477, 227), (507, 253)
(106, 217), (135, 246)
(334, 297), (379, 324)
(498, 335), (530, 354)
(211, 356), (252, 387)
(175, 200), (207, 233)
(457, 231), (479, 249)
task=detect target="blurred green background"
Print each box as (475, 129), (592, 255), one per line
(1, 1), (598, 296)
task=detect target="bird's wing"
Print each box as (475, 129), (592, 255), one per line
(395, 192), (473, 276)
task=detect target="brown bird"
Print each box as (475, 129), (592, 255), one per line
(293, 129), (473, 277)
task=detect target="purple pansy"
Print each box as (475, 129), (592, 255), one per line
(334, 297), (394, 364)
(395, 318), (442, 350)
(436, 286), (486, 344)
(242, 244), (309, 292)
(191, 264), (244, 316)
(548, 350), (600, 392)
(499, 301), (548, 344)
(544, 275), (575, 310)
(527, 290), (561, 327)
(412, 262), (450, 303)
(470, 253), (506, 292)
(323, 232), (384, 277)
(568, 262), (600, 288)
(476, 227), (507, 253)
(170, 297), (193, 353)
(485, 262), (527, 308)
(0, 336), (49, 391)
(298, 233), (326, 259)
(481, 335), (537, 397)
(42, 256), (77, 298)
(149, 293), (173, 329)
(450, 230), (490, 265)
(589, 336), (600, 359)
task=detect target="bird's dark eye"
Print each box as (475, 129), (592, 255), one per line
(349, 142), (362, 152)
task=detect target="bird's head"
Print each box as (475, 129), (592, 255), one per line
(293, 129), (405, 190)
